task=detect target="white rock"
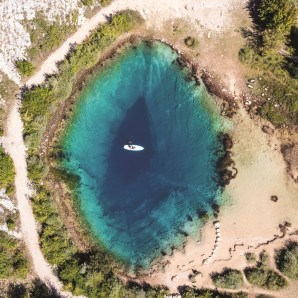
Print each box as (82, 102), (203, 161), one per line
(0, 199), (16, 212)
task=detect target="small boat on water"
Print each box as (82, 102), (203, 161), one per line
(123, 144), (144, 151)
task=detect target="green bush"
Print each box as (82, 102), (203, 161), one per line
(238, 47), (252, 63)
(259, 250), (269, 264)
(0, 146), (15, 193)
(211, 269), (244, 290)
(81, 0), (94, 5)
(275, 241), (298, 279)
(21, 86), (54, 151)
(0, 232), (29, 279)
(21, 86), (54, 124)
(27, 47), (39, 60)
(6, 218), (16, 230)
(244, 267), (287, 290)
(259, 102), (288, 125)
(16, 60), (35, 76)
(27, 155), (49, 183)
(7, 278), (60, 298)
(246, 252), (256, 263)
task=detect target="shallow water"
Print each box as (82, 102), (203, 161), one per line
(62, 42), (223, 268)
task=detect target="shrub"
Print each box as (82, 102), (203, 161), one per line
(212, 269), (244, 290)
(7, 279), (59, 298)
(259, 250), (269, 264)
(184, 36), (199, 49)
(27, 47), (39, 60)
(27, 155), (49, 183)
(21, 86), (54, 124)
(259, 102), (288, 126)
(245, 267), (287, 290)
(179, 287), (248, 297)
(81, 0), (93, 5)
(275, 242), (298, 279)
(238, 47), (252, 63)
(0, 146), (15, 193)
(246, 252), (256, 263)
(6, 218), (16, 230)
(0, 232), (29, 279)
(199, 212), (209, 221)
(21, 86), (54, 151)
(16, 60), (35, 76)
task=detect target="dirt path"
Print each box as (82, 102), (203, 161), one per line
(1, 102), (77, 297)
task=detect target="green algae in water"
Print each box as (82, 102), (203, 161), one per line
(62, 42), (224, 269)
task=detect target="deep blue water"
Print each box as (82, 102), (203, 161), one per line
(62, 42), (223, 268)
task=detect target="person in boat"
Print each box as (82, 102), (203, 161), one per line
(128, 140), (134, 149)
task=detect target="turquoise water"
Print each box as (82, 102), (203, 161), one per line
(62, 42), (223, 268)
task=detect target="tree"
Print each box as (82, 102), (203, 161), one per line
(275, 242), (298, 279)
(258, 0), (297, 33)
(257, 0), (297, 49)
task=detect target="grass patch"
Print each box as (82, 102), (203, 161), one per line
(275, 241), (298, 279)
(0, 232), (29, 279)
(211, 269), (244, 290)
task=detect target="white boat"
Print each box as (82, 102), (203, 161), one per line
(123, 144), (144, 151)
